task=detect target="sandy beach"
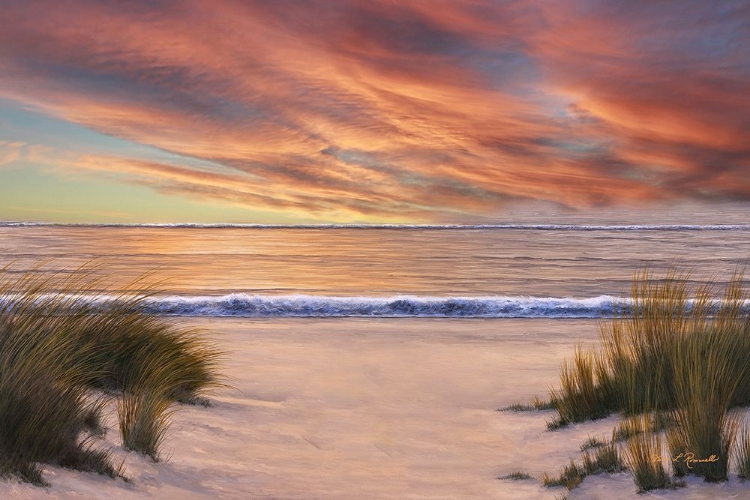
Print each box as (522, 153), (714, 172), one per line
(0, 318), (743, 499)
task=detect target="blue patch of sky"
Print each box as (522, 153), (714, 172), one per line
(0, 98), (234, 174)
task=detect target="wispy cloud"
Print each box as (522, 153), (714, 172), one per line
(0, 141), (26, 166)
(0, 0), (748, 220)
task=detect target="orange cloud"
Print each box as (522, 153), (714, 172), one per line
(0, 0), (747, 221)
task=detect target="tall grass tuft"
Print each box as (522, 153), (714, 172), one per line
(623, 414), (674, 492)
(58, 441), (125, 479)
(580, 436), (606, 452)
(543, 436), (627, 492)
(551, 347), (612, 424)
(542, 460), (586, 490)
(497, 471), (532, 480)
(0, 266), (223, 484)
(550, 270), (750, 420)
(666, 324), (741, 482)
(585, 439), (626, 474)
(118, 389), (174, 461)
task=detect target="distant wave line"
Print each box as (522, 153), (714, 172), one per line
(3, 222), (750, 231)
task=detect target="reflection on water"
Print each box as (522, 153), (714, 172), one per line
(0, 227), (748, 297)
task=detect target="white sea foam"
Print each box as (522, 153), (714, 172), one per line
(2, 292), (749, 318)
(137, 294), (631, 318)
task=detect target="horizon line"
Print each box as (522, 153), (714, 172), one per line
(3, 222), (750, 231)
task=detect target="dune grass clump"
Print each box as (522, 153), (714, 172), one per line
(550, 347), (613, 425)
(542, 437), (627, 492)
(580, 436), (605, 451)
(611, 411), (677, 443)
(500, 403), (533, 412)
(613, 418), (642, 442)
(542, 460), (586, 490)
(534, 269), (750, 492)
(583, 439), (627, 475)
(499, 396), (555, 412)
(498, 471), (532, 480)
(551, 270), (750, 425)
(0, 267), (222, 485)
(622, 414), (677, 492)
(118, 389), (174, 461)
(0, 287), (108, 485)
(57, 442), (125, 479)
(665, 326), (741, 482)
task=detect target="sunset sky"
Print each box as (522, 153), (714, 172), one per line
(1, 1), (748, 223)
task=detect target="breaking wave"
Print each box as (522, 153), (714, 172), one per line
(140, 294), (629, 318)
(4, 293), (748, 318)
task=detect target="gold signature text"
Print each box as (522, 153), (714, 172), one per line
(651, 453), (719, 469)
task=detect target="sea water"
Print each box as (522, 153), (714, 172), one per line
(1, 224), (748, 318)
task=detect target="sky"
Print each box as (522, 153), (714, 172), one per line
(0, 0), (748, 223)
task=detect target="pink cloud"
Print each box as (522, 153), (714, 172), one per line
(0, 0), (747, 220)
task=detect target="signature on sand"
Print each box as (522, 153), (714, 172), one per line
(651, 453), (719, 469)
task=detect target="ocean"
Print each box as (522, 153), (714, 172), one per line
(2, 224), (748, 318)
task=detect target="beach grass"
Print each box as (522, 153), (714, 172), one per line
(665, 322), (740, 482)
(582, 439), (626, 474)
(622, 414), (676, 492)
(0, 267), (222, 485)
(543, 435), (627, 492)
(498, 471), (532, 480)
(539, 269), (750, 491)
(118, 389), (174, 461)
(579, 436), (606, 451)
(550, 346), (611, 425)
(499, 396), (555, 412)
(542, 460), (586, 490)
(611, 411), (677, 443)
(552, 270), (750, 423)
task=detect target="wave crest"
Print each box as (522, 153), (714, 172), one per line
(141, 294), (627, 318)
